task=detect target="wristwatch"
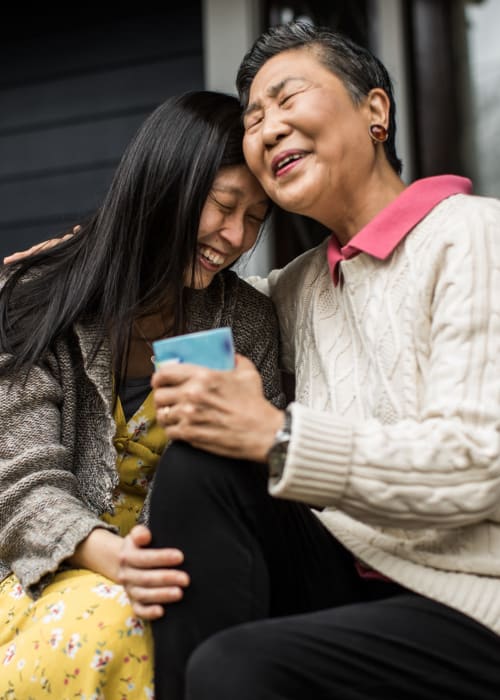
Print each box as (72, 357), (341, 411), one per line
(267, 407), (292, 480)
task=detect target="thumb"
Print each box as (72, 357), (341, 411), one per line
(234, 353), (256, 370)
(129, 524), (152, 547)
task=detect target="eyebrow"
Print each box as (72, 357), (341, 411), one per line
(212, 187), (269, 206)
(212, 185), (246, 196)
(243, 76), (304, 119)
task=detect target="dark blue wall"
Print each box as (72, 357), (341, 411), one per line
(0, 9), (203, 259)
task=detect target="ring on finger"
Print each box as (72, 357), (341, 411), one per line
(160, 405), (172, 422)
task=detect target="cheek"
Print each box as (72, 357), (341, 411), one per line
(197, 209), (221, 240)
(243, 227), (259, 253)
(243, 136), (262, 174)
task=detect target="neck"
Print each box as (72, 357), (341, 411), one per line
(120, 309), (174, 378)
(323, 169), (406, 247)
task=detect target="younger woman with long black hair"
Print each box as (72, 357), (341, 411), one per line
(0, 90), (283, 698)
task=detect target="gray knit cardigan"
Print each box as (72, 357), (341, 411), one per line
(0, 270), (285, 598)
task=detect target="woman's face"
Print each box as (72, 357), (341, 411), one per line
(192, 164), (269, 289)
(242, 48), (385, 230)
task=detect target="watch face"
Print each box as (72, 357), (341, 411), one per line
(268, 439), (289, 479)
(268, 412), (292, 480)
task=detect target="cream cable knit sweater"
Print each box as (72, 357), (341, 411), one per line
(253, 193), (500, 635)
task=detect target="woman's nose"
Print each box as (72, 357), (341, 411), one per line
(261, 109), (291, 146)
(220, 218), (245, 248)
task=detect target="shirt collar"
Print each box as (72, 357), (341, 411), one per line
(327, 175), (473, 285)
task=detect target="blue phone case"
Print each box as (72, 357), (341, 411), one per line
(152, 327), (235, 370)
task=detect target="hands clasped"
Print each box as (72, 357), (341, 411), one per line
(152, 353), (284, 463)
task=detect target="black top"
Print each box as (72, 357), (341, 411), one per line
(119, 374), (151, 422)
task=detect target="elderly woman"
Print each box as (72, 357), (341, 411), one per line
(150, 21), (500, 700)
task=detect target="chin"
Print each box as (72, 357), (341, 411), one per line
(276, 198), (309, 218)
(193, 273), (215, 289)
(272, 187), (311, 217)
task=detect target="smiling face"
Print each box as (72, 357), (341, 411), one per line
(242, 48), (393, 234)
(192, 164), (269, 288)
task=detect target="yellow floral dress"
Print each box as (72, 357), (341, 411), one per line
(0, 389), (168, 700)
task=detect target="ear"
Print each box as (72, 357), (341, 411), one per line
(366, 88), (391, 129)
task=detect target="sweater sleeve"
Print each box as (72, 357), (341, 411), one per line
(246, 244), (326, 375)
(0, 354), (115, 597)
(231, 278), (286, 408)
(271, 198), (500, 529)
(245, 271), (294, 373)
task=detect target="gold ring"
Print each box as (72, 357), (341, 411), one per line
(161, 405), (171, 421)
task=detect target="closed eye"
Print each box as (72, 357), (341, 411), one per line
(244, 113), (263, 130)
(279, 93), (295, 106)
(209, 193), (233, 212)
(247, 214), (265, 225)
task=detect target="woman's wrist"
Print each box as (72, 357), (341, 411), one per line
(68, 527), (123, 582)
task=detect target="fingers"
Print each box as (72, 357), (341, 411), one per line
(151, 362), (215, 389)
(128, 523), (153, 547)
(119, 563), (189, 588)
(3, 242), (45, 264)
(126, 579), (188, 604)
(119, 531), (188, 582)
(120, 542), (184, 569)
(120, 568), (189, 620)
(118, 532), (190, 620)
(158, 404), (173, 425)
(153, 366), (225, 419)
(130, 601), (165, 621)
(3, 229), (78, 264)
(234, 353), (255, 369)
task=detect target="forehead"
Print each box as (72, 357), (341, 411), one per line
(247, 48), (330, 100)
(212, 165), (268, 201)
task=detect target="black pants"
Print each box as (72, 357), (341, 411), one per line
(149, 442), (500, 700)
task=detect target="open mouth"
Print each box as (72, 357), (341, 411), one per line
(272, 150), (307, 177)
(198, 244), (226, 269)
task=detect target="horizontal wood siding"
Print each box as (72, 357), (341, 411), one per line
(0, 8), (203, 258)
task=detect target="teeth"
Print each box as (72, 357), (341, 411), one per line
(276, 153), (302, 171)
(199, 245), (225, 265)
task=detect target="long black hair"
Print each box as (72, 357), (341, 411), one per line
(236, 21), (402, 175)
(0, 91), (246, 375)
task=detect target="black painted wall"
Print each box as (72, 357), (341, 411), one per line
(0, 8), (203, 259)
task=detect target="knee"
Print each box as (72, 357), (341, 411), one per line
(148, 442), (235, 537)
(152, 441), (265, 509)
(186, 624), (274, 700)
(153, 441), (225, 496)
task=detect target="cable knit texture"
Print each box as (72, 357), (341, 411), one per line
(0, 269), (285, 598)
(256, 194), (500, 635)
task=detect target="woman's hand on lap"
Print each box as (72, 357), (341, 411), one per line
(118, 524), (189, 620)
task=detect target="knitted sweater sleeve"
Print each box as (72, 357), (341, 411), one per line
(271, 197), (500, 529)
(0, 353), (115, 597)
(229, 277), (286, 408)
(246, 244), (323, 374)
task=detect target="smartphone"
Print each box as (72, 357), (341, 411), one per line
(152, 327), (235, 371)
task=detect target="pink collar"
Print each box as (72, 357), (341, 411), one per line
(327, 175), (473, 285)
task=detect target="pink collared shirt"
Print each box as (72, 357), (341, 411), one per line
(327, 175), (473, 286)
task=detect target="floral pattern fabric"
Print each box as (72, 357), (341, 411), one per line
(0, 389), (168, 699)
